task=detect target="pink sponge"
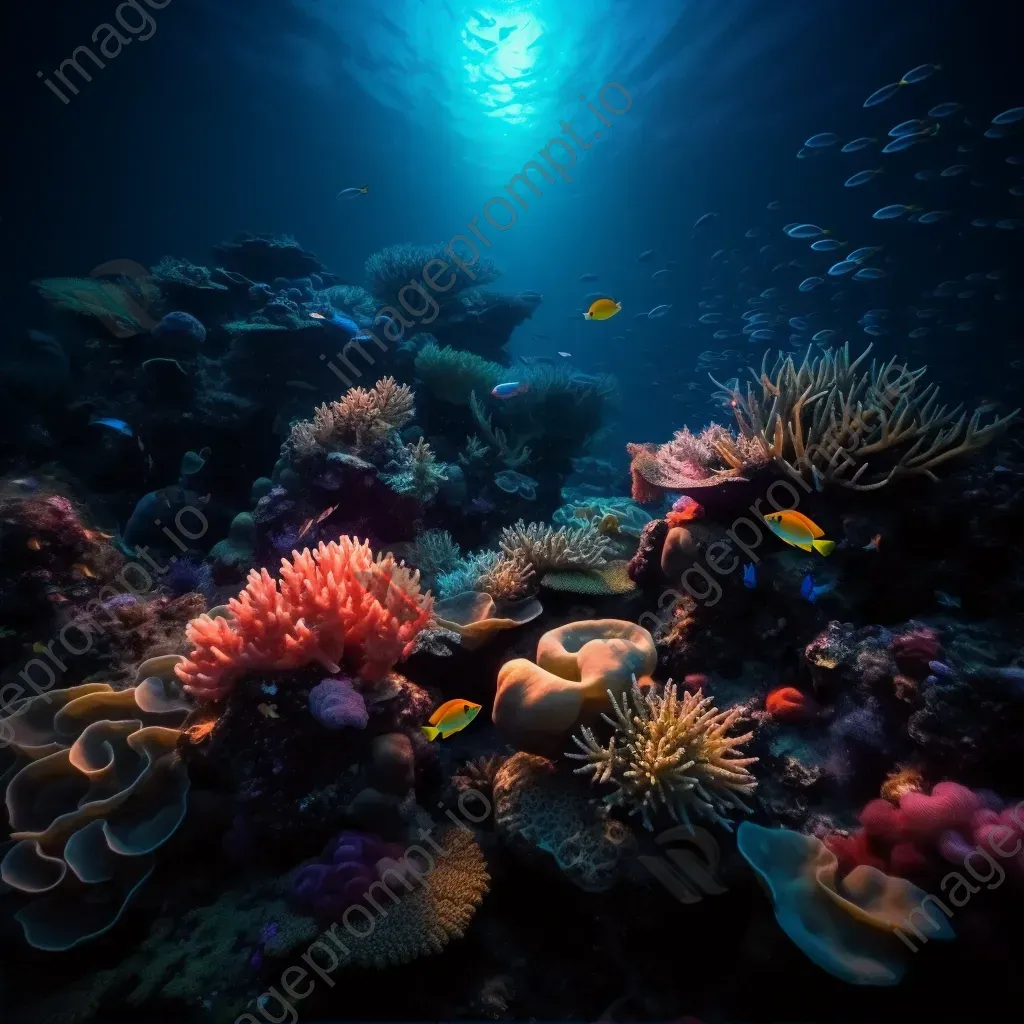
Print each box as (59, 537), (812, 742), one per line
(860, 798), (905, 844)
(899, 782), (982, 841)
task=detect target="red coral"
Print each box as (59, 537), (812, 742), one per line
(175, 537), (434, 702)
(765, 686), (818, 722)
(666, 496), (705, 527)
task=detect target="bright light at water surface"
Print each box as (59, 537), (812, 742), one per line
(460, 5), (544, 125)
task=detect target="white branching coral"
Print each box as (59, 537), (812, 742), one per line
(499, 520), (610, 573)
(566, 678), (758, 832)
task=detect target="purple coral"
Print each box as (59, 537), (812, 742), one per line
(291, 830), (406, 923)
(308, 676), (368, 730)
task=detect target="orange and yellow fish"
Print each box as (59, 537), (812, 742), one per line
(71, 563), (97, 579)
(420, 699), (481, 741)
(763, 510), (836, 556)
(584, 297), (622, 321)
(27, 537), (44, 551)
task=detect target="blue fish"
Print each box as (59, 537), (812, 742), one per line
(917, 211), (951, 224)
(310, 310), (362, 337)
(881, 136), (921, 153)
(864, 82), (901, 108)
(805, 132), (840, 148)
(491, 381), (528, 399)
(800, 573), (836, 603)
(927, 102), (962, 118)
(992, 107), (1024, 126)
(873, 204), (918, 220)
(828, 260), (859, 277)
(90, 416), (133, 437)
(901, 63), (940, 85)
(812, 329), (837, 341)
(786, 224), (828, 239)
(841, 136), (875, 153)
(847, 246), (882, 263)
(853, 267), (886, 280)
(742, 563), (757, 588)
(798, 276), (824, 292)
(845, 168), (883, 188)
(811, 238), (845, 251)
(889, 119), (929, 138)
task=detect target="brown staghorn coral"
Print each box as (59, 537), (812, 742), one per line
(566, 678), (758, 832)
(499, 519), (610, 573)
(709, 342), (1020, 491)
(288, 376), (415, 459)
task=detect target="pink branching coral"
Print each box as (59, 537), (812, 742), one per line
(175, 537), (434, 701)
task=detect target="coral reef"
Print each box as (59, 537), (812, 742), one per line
(710, 343), (1019, 491)
(493, 620), (657, 753)
(175, 537), (434, 700)
(492, 752), (636, 891)
(499, 519), (611, 573)
(567, 678), (758, 831)
(1, 679), (190, 950)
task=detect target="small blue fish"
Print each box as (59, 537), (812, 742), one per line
(901, 63), (940, 85)
(742, 563), (757, 588)
(940, 164), (969, 177)
(810, 239), (845, 253)
(812, 329), (837, 341)
(310, 310), (362, 336)
(873, 204), (919, 220)
(909, 327), (930, 338)
(491, 381), (528, 399)
(845, 168), (883, 187)
(853, 267), (886, 280)
(800, 573), (835, 603)
(798, 276), (824, 292)
(841, 136), (875, 152)
(789, 317), (809, 330)
(828, 260), (859, 277)
(992, 107), (1024, 126)
(928, 102), (962, 118)
(847, 245), (882, 262)
(915, 169), (938, 181)
(767, 200), (783, 210)
(750, 329), (775, 341)
(786, 224), (828, 239)
(917, 211), (951, 224)
(805, 132), (840, 148)
(864, 82), (901, 108)
(90, 416), (133, 437)
(336, 185), (369, 199)
(699, 313), (723, 324)
(881, 136), (921, 154)
(889, 119), (929, 138)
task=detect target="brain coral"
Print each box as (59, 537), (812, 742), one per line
(0, 679), (190, 951)
(175, 536), (434, 701)
(492, 752), (635, 892)
(492, 619), (657, 753)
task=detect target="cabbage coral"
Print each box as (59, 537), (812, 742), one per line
(567, 678), (758, 831)
(288, 377), (414, 459)
(500, 520), (610, 573)
(710, 343), (1020, 491)
(414, 342), (504, 405)
(174, 537), (434, 701)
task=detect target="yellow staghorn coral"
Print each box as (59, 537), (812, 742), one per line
(288, 376), (415, 458)
(499, 519), (610, 573)
(709, 343), (1020, 491)
(567, 678), (758, 832)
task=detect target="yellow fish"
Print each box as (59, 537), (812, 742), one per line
(420, 699), (481, 741)
(584, 297), (622, 321)
(764, 510), (835, 556)
(72, 563), (97, 579)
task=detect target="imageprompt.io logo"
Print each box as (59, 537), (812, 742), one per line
(640, 825), (728, 904)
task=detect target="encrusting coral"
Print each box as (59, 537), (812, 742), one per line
(709, 342), (1019, 491)
(499, 519), (611, 573)
(567, 678), (758, 832)
(175, 536), (434, 701)
(492, 752), (635, 892)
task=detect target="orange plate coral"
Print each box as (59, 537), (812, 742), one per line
(175, 537), (434, 702)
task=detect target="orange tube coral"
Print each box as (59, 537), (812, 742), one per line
(175, 537), (434, 702)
